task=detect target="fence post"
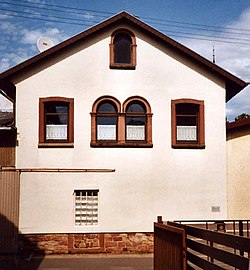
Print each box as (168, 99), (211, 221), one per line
(157, 216), (163, 224)
(239, 221), (244, 256)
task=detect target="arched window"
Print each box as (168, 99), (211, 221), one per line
(123, 96), (152, 145)
(171, 99), (205, 148)
(91, 96), (120, 146)
(125, 101), (146, 141)
(110, 29), (136, 69)
(91, 96), (152, 147)
(96, 101), (117, 141)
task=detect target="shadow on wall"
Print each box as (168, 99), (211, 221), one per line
(0, 214), (45, 270)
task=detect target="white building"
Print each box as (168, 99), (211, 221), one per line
(0, 12), (247, 254)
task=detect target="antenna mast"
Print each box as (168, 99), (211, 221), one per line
(212, 46), (216, 64)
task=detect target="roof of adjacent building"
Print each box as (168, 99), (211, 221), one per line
(227, 118), (250, 131)
(0, 11), (248, 101)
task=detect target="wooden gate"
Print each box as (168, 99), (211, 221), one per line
(0, 170), (20, 254)
(154, 217), (186, 270)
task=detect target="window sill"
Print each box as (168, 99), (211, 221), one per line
(38, 142), (74, 148)
(109, 64), (135, 70)
(172, 143), (205, 149)
(91, 141), (153, 148)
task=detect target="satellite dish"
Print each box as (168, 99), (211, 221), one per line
(37, 37), (54, 52)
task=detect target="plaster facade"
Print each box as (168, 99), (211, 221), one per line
(15, 24), (228, 234)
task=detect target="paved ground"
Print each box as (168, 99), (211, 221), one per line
(0, 254), (153, 270)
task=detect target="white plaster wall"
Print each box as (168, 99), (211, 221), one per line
(17, 25), (227, 233)
(227, 131), (250, 219)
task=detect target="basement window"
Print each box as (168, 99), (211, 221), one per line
(74, 190), (99, 226)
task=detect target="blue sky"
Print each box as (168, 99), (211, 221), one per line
(0, 0), (249, 121)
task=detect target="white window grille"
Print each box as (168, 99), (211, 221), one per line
(74, 190), (99, 226)
(46, 124), (67, 140)
(126, 125), (145, 140)
(177, 126), (197, 141)
(97, 125), (116, 140)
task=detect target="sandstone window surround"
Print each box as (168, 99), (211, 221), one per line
(91, 96), (153, 148)
(109, 29), (136, 69)
(171, 98), (205, 149)
(39, 97), (74, 148)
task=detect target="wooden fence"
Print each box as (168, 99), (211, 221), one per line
(0, 171), (20, 254)
(154, 217), (250, 270)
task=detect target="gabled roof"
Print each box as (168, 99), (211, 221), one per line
(0, 11), (248, 101)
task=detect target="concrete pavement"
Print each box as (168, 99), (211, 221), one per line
(0, 254), (153, 270)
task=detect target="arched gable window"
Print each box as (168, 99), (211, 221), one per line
(123, 96), (152, 144)
(110, 29), (136, 69)
(91, 96), (120, 145)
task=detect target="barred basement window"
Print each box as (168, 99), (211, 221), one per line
(74, 190), (99, 226)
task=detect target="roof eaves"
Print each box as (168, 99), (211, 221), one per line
(0, 11), (247, 97)
(227, 118), (250, 130)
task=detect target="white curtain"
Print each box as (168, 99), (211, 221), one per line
(97, 125), (116, 140)
(177, 126), (197, 141)
(126, 125), (145, 140)
(46, 124), (67, 140)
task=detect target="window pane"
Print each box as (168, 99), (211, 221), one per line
(45, 103), (68, 113)
(126, 116), (145, 125)
(45, 102), (69, 141)
(126, 102), (146, 113)
(114, 34), (131, 64)
(176, 103), (199, 115)
(176, 116), (196, 126)
(97, 116), (116, 125)
(176, 105), (198, 142)
(96, 104), (117, 140)
(97, 102), (117, 113)
(126, 117), (145, 140)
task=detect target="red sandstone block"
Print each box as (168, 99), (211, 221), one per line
(106, 241), (117, 248)
(113, 236), (123, 241)
(117, 242), (126, 248)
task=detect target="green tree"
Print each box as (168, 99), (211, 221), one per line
(235, 113), (250, 121)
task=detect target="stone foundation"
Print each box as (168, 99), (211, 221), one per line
(19, 232), (154, 255)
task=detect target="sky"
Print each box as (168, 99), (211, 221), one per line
(0, 0), (249, 121)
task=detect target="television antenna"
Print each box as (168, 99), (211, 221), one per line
(37, 37), (54, 52)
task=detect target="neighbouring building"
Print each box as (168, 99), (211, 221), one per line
(226, 118), (250, 219)
(0, 11), (248, 255)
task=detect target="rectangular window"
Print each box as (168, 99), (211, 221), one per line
(171, 99), (205, 149)
(39, 97), (74, 147)
(74, 190), (99, 226)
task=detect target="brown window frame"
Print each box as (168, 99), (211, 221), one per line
(171, 99), (205, 149)
(109, 29), (137, 69)
(39, 97), (74, 148)
(91, 96), (152, 148)
(123, 96), (152, 146)
(90, 96), (120, 147)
